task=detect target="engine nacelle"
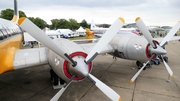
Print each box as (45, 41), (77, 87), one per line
(46, 38), (93, 82)
(112, 35), (153, 61)
(48, 51), (92, 82)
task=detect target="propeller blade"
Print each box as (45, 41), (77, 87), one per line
(130, 54), (155, 83)
(161, 56), (173, 76)
(50, 75), (75, 101)
(88, 74), (121, 101)
(130, 61), (149, 83)
(160, 21), (180, 47)
(135, 17), (156, 48)
(18, 17), (76, 65)
(85, 17), (125, 63)
(50, 85), (69, 101)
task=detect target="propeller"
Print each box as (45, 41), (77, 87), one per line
(130, 17), (180, 83)
(18, 17), (77, 67)
(18, 17), (124, 101)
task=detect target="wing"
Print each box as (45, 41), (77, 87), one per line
(71, 38), (99, 44)
(79, 43), (114, 54)
(13, 47), (48, 70)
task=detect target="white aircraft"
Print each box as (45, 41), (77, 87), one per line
(1, 0), (180, 101)
(91, 19), (140, 37)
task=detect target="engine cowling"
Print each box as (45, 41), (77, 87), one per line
(45, 38), (93, 82)
(47, 49), (93, 82)
(113, 35), (156, 61)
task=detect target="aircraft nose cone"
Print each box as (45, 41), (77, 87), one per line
(81, 69), (89, 77)
(70, 57), (89, 77)
(151, 45), (167, 55)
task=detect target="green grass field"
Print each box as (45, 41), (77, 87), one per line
(67, 36), (86, 40)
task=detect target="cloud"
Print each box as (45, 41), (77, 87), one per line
(17, 0), (147, 8)
(0, 0), (180, 26)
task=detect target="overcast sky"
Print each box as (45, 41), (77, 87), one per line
(0, 0), (179, 26)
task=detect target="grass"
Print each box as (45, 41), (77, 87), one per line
(67, 36), (86, 40)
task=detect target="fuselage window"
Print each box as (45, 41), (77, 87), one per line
(7, 29), (12, 37)
(1, 29), (8, 38)
(0, 31), (4, 40)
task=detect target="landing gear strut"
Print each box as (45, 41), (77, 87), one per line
(50, 69), (66, 89)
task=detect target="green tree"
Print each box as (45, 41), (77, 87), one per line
(68, 18), (80, 30)
(98, 24), (110, 28)
(51, 18), (70, 29)
(0, 8), (26, 20)
(0, 9), (14, 20)
(19, 10), (26, 17)
(80, 19), (89, 28)
(58, 19), (70, 29)
(28, 17), (35, 22)
(51, 19), (59, 29)
(28, 17), (47, 29)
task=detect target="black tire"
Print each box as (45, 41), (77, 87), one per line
(136, 61), (143, 67)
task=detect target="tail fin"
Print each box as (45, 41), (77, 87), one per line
(90, 19), (97, 30)
(11, 0), (19, 23)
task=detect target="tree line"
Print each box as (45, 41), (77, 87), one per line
(0, 8), (90, 30)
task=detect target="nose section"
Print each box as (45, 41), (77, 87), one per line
(151, 45), (167, 55)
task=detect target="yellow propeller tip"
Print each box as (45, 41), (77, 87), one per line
(18, 17), (26, 25)
(119, 17), (125, 24)
(172, 74), (174, 77)
(118, 97), (122, 101)
(130, 80), (133, 84)
(135, 17), (140, 22)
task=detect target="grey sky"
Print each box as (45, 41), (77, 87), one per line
(0, 0), (179, 26)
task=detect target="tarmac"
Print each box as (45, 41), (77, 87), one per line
(0, 41), (180, 101)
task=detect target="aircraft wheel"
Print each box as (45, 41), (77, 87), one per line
(136, 61), (143, 67)
(136, 61), (147, 70)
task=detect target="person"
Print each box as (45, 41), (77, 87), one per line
(113, 56), (117, 60)
(31, 41), (34, 48)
